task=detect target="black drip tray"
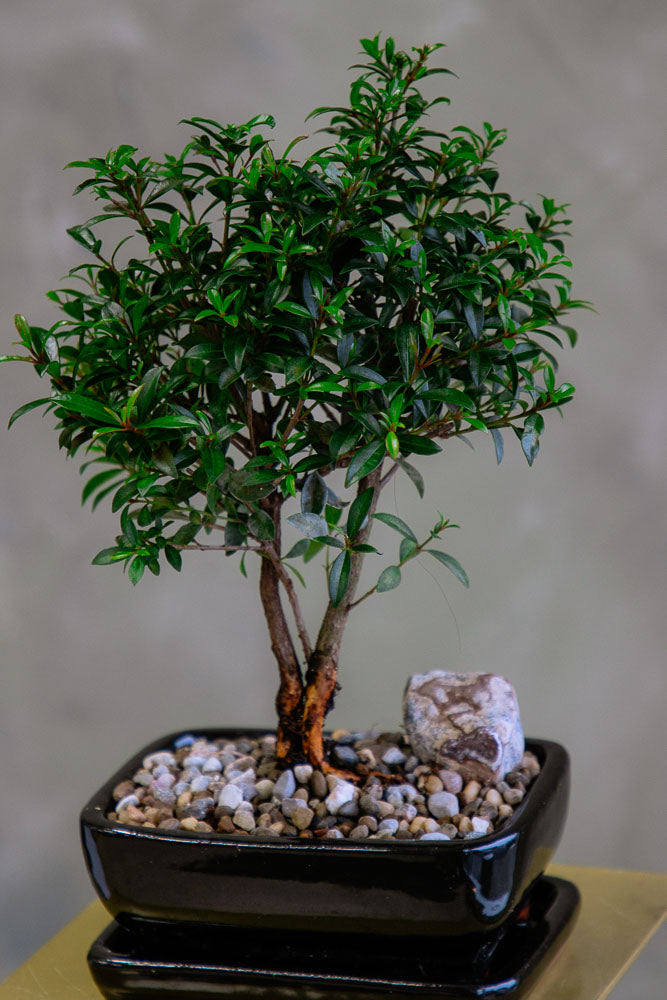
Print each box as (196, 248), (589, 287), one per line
(87, 875), (579, 999)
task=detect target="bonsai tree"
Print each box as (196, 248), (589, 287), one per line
(3, 36), (588, 771)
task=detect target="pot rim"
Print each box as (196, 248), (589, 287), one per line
(80, 729), (567, 853)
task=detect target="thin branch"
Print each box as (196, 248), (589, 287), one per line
(379, 461), (400, 490)
(176, 542), (261, 553)
(267, 553), (312, 661)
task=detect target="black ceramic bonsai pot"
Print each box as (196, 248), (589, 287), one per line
(81, 729), (570, 938)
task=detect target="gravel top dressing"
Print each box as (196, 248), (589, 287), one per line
(108, 730), (540, 842)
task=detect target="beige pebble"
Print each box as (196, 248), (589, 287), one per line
(458, 816), (473, 833)
(119, 805), (146, 825)
(422, 818), (439, 834)
(485, 789), (503, 807)
(461, 781), (481, 804)
(520, 751), (541, 778)
(180, 817), (200, 832)
(498, 803), (514, 821)
(424, 774), (444, 795)
(409, 816), (428, 834)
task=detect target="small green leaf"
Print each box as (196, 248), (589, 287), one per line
(301, 472), (327, 515)
(418, 387), (475, 409)
(142, 414), (200, 430)
(287, 512), (329, 538)
(396, 433), (441, 456)
(420, 308), (434, 342)
(248, 509), (275, 540)
(397, 458), (424, 498)
(328, 550), (351, 608)
(92, 547), (129, 566)
(520, 428), (540, 466)
(377, 565), (401, 592)
(128, 556), (145, 586)
(56, 393), (122, 425)
(426, 550), (469, 587)
(165, 546), (183, 572)
(7, 397), (52, 429)
(399, 537), (417, 562)
(81, 468), (123, 506)
(490, 427), (504, 465)
(374, 512), (417, 542)
(284, 538), (310, 559)
(344, 440), (385, 486)
(346, 486), (374, 539)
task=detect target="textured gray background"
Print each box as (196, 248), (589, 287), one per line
(1, 0), (666, 984)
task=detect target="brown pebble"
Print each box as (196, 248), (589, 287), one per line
(458, 816), (473, 833)
(158, 818), (181, 831)
(503, 787), (525, 805)
(112, 780), (136, 801)
(424, 774), (444, 795)
(217, 816), (235, 834)
(310, 771), (328, 799)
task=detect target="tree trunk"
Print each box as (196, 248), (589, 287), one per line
(298, 468), (383, 770)
(258, 494), (304, 760)
(259, 470), (383, 770)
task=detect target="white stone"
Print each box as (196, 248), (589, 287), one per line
(217, 784), (243, 812)
(427, 791), (460, 819)
(294, 764), (313, 783)
(324, 778), (357, 814)
(403, 671), (524, 782)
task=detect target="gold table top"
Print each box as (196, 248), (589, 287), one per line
(1, 864), (665, 999)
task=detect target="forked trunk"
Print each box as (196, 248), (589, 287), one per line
(273, 469), (382, 770)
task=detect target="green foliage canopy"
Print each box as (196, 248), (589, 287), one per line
(4, 36), (588, 601)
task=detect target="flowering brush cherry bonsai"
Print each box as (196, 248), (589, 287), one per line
(3, 36), (587, 773)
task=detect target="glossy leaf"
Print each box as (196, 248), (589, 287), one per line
(373, 512), (417, 542)
(287, 512), (329, 538)
(426, 549), (469, 587)
(346, 486), (374, 539)
(344, 440), (385, 486)
(328, 550), (351, 607)
(301, 473), (327, 516)
(377, 565), (401, 592)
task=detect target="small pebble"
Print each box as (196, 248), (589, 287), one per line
(217, 784), (243, 813)
(233, 810), (256, 832)
(324, 778), (357, 814)
(108, 731), (540, 843)
(332, 745), (359, 769)
(461, 781), (482, 804)
(202, 757), (222, 773)
(310, 770), (328, 799)
(439, 770), (463, 795)
(382, 746), (406, 766)
(427, 791), (459, 819)
(274, 769), (297, 799)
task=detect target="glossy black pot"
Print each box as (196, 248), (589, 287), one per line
(80, 729), (570, 938)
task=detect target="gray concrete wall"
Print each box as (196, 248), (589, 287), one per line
(1, 0), (665, 979)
